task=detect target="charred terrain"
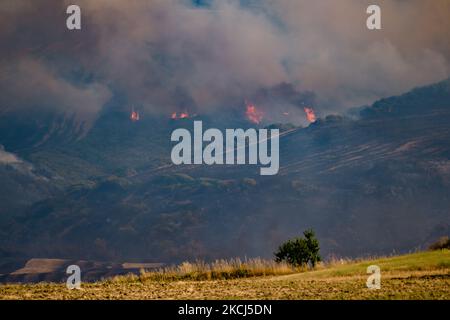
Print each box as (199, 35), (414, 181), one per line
(0, 79), (450, 279)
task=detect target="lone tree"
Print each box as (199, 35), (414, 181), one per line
(274, 229), (321, 268)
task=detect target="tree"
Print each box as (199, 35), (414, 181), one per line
(274, 229), (321, 268)
(428, 236), (450, 250)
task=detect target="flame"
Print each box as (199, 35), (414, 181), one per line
(130, 110), (140, 121)
(303, 107), (317, 123)
(245, 102), (263, 124)
(171, 112), (190, 120)
(179, 112), (189, 119)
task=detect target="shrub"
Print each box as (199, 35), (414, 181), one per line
(428, 236), (450, 250)
(274, 229), (321, 268)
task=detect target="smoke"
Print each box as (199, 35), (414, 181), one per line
(0, 58), (111, 128)
(0, 0), (449, 123)
(269, 0), (450, 109)
(0, 145), (40, 177)
(0, 146), (22, 164)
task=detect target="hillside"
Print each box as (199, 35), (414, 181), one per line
(0, 79), (449, 267)
(0, 250), (448, 300)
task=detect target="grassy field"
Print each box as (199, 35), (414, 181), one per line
(0, 250), (449, 300)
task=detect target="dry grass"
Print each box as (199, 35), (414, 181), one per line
(117, 258), (296, 282)
(0, 250), (449, 300)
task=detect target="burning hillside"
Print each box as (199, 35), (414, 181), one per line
(130, 109), (140, 122)
(171, 112), (192, 120)
(245, 102), (264, 124)
(304, 107), (317, 123)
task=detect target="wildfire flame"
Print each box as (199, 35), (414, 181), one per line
(130, 110), (140, 121)
(171, 112), (190, 120)
(245, 102), (264, 124)
(303, 107), (317, 123)
(179, 112), (189, 119)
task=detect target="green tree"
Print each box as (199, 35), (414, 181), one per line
(274, 229), (321, 268)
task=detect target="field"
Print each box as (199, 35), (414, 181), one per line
(0, 250), (449, 300)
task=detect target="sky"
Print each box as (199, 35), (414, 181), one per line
(0, 0), (449, 126)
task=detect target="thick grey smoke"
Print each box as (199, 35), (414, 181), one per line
(0, 58), (111, 126)
(0, 0), (449, 124)
(0, 145), (22, 164)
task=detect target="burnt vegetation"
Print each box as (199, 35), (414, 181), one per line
(0, 79), (450, 270)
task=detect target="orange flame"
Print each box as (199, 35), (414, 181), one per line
(245, 102), (263, 124)
(180, 112), (189, 119)
(171, 112), (190, 120)
(303, 107), (317, 123)
(130, 110), (140, 121)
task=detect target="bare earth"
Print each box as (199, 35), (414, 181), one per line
(0, 269), (448, 300)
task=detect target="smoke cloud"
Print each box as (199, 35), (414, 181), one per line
(0, 146), (22, 164)
(0, 0), (449, 124)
